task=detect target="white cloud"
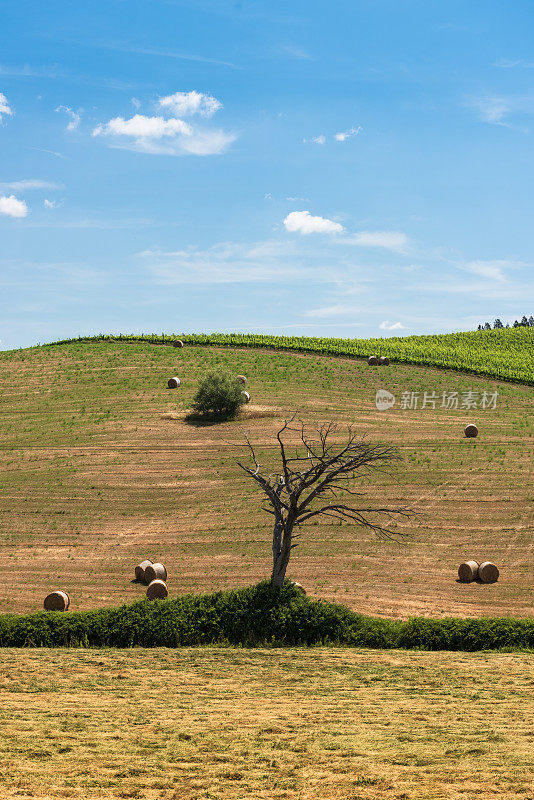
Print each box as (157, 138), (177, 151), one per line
(0, 180), (63, 191)
(379, 321), (406, 330)
(93, 93), (235, 157)
(158, 90), (222, 118)
(349, 231), (409, 252)
(56, 105), (81, 130)
(493, 58), (534, 69)
(303, 134), (326, 145)
(139, 241), (302, 284)
(470, 96), (511, 126)
(0, 92), (12, 122)
(284, 210), (344, 235)
(302, 304), (363, 318)
(334, 126), (362, 142)
(44, 199), (61, 209)
(94, 114), (191, 139)
(462, 260), (509, 282)
(0, 195), (28, 218)
(131, 97), (141, 109)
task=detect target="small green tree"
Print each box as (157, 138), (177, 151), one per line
(191, 370), (246, 417)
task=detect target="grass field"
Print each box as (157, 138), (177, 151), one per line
(0, 647), (532, 800)
(49, 327), (534, 384)
(0, 339), (532, 618)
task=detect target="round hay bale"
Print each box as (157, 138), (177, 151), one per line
(291, 581), (306, 595)
(173, 340), (184, 348)
(458, 560), (479, 582)
(135, 560), (153, 583)
(144, 562), (167, 583)
(478, 561), (499, 583)
(379, 356), (390, 366)
(167, 377), (181, 389)
(43, 591), (70, 612)
(367, 356), (379, 366)
(464, 424), (478, 438)
(236, 375), (247, 386)
(146, 579), (168, 600)
(241, 390), (251, 404)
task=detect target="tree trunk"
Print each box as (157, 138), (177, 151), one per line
(271, 517), (292, 587)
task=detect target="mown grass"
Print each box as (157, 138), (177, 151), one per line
(0, 647), (532, 799)
(0, 340), (532, 618)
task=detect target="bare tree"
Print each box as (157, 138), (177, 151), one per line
(238, 417), (412, 587)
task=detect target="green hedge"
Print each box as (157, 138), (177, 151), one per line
(0, 583), (532, 651)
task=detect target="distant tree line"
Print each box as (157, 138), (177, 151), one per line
(477, 315), (534, 330)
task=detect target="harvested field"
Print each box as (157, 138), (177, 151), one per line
(0, 647), (532, 800)
(0, 341), (532, 617)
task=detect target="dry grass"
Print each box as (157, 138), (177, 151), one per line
(0, 647), (532, 800)
(0, 341), (532, 618)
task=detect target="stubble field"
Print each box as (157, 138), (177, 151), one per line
(0, 340), (532, 618)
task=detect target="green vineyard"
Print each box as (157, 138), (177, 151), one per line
(44, 327), (534, 385)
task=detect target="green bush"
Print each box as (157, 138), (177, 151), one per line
(0, 582), (532, 651)
(191, 369), (246, 417)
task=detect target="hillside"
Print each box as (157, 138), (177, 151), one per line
(0, 336), (532, 619)
(47, 326), (534, 385)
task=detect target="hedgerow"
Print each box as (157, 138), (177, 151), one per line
(0, 582), (532, 651)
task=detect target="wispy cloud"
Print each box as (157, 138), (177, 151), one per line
(0, 92), (12, 122)
(468, 94), (534, 127)
(0, 195), (28, 218)
(44, 199), (61, 209)
(303, 134), (326, 145)
(281, 45), (311, 60)
(86, 40), (242, 70)
(0, 180), (64, 191)
(30, 147), (66, 160)
(414, 260), (530, 299)
(461, 260), (511, 282)
(139, 239), (354, 286)
(140, 241), (302, 284)
(379, 320), (406, 330)
(493, 58), (534, 69)
(469, 96), (512, 127)
(346, 231), (409, 252)
(284, 210), (344, 235)
(0, 63), (135, 90)
(303, 304), (363, 318)
(56, 105), (82, 131)
(334, 126), (362, 142)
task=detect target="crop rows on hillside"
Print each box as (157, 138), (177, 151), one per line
(46, 327), (534, 385)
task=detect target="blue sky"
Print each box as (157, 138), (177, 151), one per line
(1, 0), (533, 350)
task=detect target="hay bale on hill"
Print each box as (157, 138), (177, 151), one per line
(479, 561), (499, 583)
(167, 377), (181, 389)
(464, 424), (478, 438)
(173, 340), (184, 348)
(367, 356), (378, 366)
(241, 390), (251, 403)
(144, 562), (167, 583)
(458, 560), (479, 582)
(43, 591), (70, 612)
(146, 579), (168, 599)
(236, 375), (247, 386)
(379, 356), (390, 365)
(135, 560), (153, 583)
